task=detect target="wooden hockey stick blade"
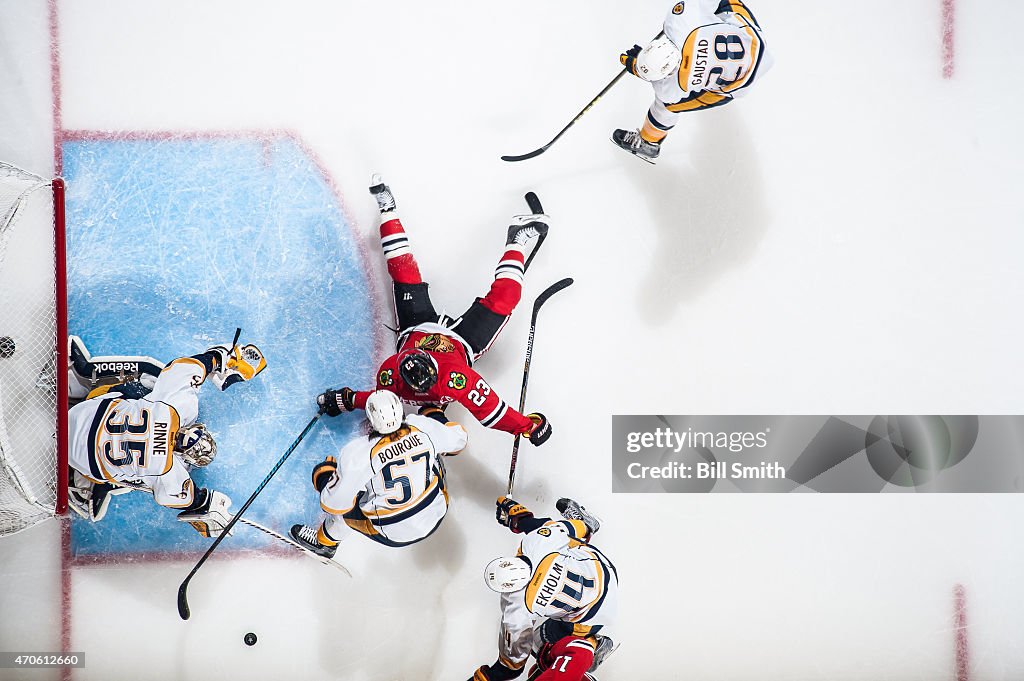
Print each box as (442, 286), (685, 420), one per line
(237, 517), (352, 577)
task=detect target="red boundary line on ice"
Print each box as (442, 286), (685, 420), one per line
(50, 2), (387, 668)
(942, 0), (955, 79)
(954, 583), (969, 681)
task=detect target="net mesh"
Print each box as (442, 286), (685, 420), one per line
(0, 161), (60, 536)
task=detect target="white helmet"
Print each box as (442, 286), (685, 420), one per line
(175, 423), (217, 468)
(366, 390), (404, 434)
(484, 556), (533, 593)
(636, 36), (681, 82)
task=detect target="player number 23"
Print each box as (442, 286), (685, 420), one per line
(467, 379), (491, 407)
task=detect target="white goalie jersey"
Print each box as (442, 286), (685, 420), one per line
(654, 0), (772, 111)
(67, 358), (208, 508)
(319, 413), (467, 545)
(498, 520), (620, 668)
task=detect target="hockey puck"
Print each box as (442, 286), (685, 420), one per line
(244, 632), (257, 646)
(0, 337), (14, 359)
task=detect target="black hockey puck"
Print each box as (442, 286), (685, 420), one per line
(0, 337), (14, 358)
(244, 632), (257, 646)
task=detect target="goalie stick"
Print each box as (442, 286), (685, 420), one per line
(177, 410), (323, 620)
(236, 517), (352, 577)
(507, 275), (574, 495)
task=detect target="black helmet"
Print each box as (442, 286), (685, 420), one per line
(398, 350), (438, 393)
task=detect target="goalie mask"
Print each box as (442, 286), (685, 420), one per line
(175, 423), (217, 468)
(636, 36), (682, 82)
(484, 556), (533, 593)
(398, 350), (438, 393)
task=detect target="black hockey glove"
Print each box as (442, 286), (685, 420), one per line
(311, 456), (337, 492)
(418, 403), (448, 424)
(620, 43), (642, 74)
(316, 387), (356, 416)
(496, 496), (534, 533)
(525, 412), (551, 446)
(469, 660), (521, 681)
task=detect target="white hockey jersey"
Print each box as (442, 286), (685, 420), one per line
(497, 520), (619, 669)
(319, 413), (467, 545)
(67, 357), (208, 508)
(653, 0), (771, 111)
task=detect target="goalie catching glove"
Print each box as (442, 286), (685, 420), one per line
(207, 342), (267, 391)
(177, 488), (233, 538)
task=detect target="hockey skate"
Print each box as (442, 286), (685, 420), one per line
(556, 497), (601, 535)
(610, 129), (660, 164)
(289, 524), (337, 559)
(506, 217), (549, 272)
(369, 173), (397, 214)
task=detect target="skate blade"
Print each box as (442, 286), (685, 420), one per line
(609, 135), (657, 165)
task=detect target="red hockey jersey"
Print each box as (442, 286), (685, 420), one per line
(353, 330), (533, 436)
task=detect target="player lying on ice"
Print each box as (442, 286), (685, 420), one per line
(611, 0), (772, 163)
(65, 335), (266, 538)
(469, 498), (619, 681)
(315, 175), (553, 446)
(289, 390), (467, 556)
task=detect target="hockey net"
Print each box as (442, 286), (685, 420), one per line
(0, 160), (67, 537)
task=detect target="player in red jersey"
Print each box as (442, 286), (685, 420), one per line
(316, 175), (553, 446)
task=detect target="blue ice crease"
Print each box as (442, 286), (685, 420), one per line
(63, 136), (375, 557)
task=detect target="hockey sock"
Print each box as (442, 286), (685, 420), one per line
(380, 216), (423, 284)
(479, 247), (525, 316)
(317, 522), (340, 547)
(640, 119), (668, 144)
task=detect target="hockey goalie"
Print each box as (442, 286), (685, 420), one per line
(65, 335), (266, 537)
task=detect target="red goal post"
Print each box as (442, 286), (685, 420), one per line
(0, 160), (67, 536)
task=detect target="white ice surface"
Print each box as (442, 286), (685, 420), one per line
(2, 1), (1023, 679)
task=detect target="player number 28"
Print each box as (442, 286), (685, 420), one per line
(714, 34), (745, 60)
(467, 379), (491, 407)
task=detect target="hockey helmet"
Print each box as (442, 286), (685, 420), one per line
(398, 350), (438, 393)
(484, 556), (533, 593)
(636, 36), (681, 82)
(175, 423), (217, 468)
(366, 390), (405, 435)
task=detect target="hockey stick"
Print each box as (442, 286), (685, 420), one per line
(236, 517), (352, 577)
(177, 410), (323, 620)
(523, 191), (547, 272)
(506, 277), (574, 495)
(501, 32), (664, 162)
(501, 70), (629, 162)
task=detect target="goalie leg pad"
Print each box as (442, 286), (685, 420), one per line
(68, 335), (165, 401)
